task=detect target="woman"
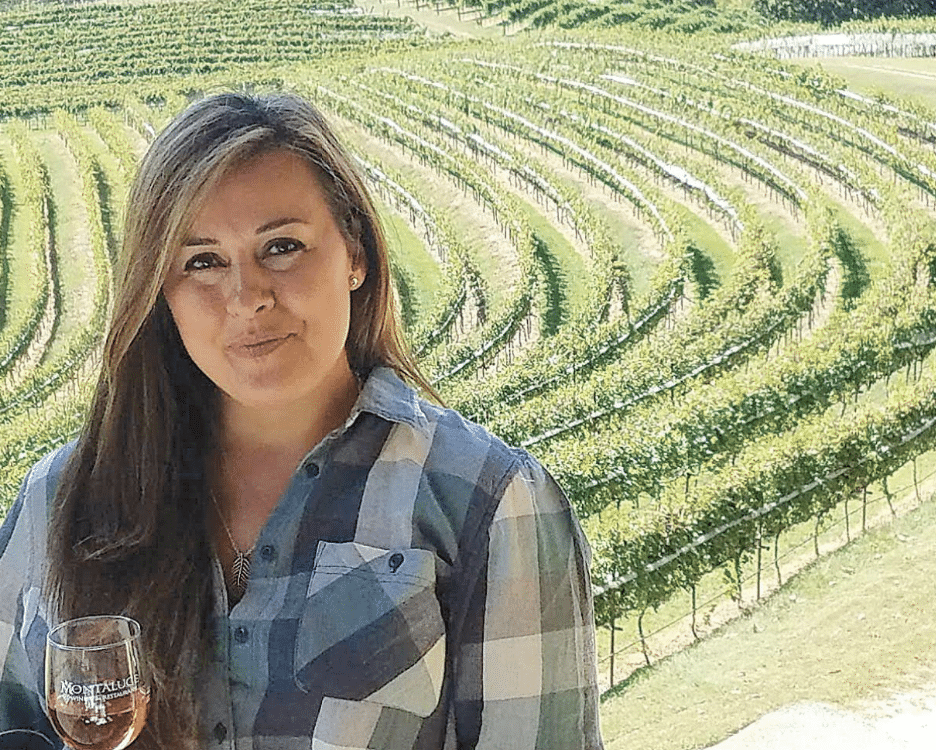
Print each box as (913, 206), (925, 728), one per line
(0, 92), (603, 749)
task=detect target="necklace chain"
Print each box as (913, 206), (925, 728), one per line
(210, 492), (254, 601)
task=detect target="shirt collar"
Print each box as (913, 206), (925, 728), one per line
(351, 366), (431, 438)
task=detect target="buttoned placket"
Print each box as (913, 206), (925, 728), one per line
(205, 438), (333, 749)
(203, 556), (236, 750)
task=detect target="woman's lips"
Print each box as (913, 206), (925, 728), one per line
(230, 333), (296, 358)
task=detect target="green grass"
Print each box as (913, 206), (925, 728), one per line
(808, 57), (936, 112)
(0, 133), (40, 341)
(33, 131), (97, 366)
(599, 448), (936, 749)
(460, 221), (517, 316)
(551, 172), (662, 305)
(382, 207), (444, 331)
(515, 197), (591, 321)
(760, 207), (808, 287)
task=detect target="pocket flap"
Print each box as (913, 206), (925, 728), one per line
(295, 542), (445, 717)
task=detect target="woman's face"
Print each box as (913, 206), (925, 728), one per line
(162, 149), (365, 413)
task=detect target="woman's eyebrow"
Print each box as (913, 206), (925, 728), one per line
(183, 236), (218, 247)
(255, 217), (306, 234)
(182, 218), (306, 247)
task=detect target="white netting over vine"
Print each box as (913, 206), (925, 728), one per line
(734, 32), (936, 58)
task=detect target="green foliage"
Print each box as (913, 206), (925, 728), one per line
(464, 0), (762, 32)
(754, 0), (936, 26)
(0, 0), (425, 118)
(0, 124), (51, 380)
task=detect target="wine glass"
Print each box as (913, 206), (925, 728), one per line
(45, 616), (150, 750)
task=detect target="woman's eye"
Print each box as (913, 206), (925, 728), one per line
(266, 238), (304, 256)
(184, 252), (224, 272)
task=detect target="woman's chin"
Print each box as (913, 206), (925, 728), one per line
(219, 383), (310, 414)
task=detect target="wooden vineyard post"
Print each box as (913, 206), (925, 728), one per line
(756, 521), (763, 602)
(814, 513), (821, 559)
(844, 493), (850, 543)
(862, 486), (868, 532)
(638, 609), (650, 667)
(737, 554), (743, 608)
(609, 615), (616, 689)
(691, 584), (699, 641)
(774, 530), (782, 587)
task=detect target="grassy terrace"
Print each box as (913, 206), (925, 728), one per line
(32, 132), (96, 365)
(0, 133), (40, 373)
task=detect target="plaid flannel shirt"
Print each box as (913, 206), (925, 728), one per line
(0, 367), (603, 749)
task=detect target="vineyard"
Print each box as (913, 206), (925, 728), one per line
(2, 0), (936, 698)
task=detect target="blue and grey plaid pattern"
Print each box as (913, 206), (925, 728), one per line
(0, 368), (603, 749)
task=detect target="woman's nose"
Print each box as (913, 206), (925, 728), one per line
(224, 261), (275, 317)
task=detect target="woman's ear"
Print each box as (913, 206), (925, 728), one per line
(349, 258), (367, 290)
(343, 212), (367, 288)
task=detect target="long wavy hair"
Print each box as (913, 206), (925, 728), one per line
(46, 92), (433, 749)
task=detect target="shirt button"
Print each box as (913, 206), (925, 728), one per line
(233, 626), (249, 644)
(213, 722), (227, 743)
(260, 544), (275, 562)
(305, 462), (320, 478)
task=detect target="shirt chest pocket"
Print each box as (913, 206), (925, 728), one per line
(294, 542), (446, 722)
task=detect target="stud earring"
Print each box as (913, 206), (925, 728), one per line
(350, 276), (359, 289)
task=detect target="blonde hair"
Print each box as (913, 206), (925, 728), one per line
(48, 92), (432, 750)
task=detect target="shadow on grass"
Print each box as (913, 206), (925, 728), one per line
(832, 225), (870, 309)
(389, 255), (417, 330)
(768, 249), (784, 290)
(687, 242), (719, 301)
(533, 232), (568, 338)
(601, 659), (657, 702)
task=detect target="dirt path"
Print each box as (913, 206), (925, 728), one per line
(706, 697), (936, 750)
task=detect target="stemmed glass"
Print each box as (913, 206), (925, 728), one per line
(45, 616), (150, 750)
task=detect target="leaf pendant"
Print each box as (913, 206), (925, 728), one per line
(229, 550), (252, 599)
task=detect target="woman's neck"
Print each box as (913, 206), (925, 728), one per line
(209, 366), (361, 551)
(219, 366), (361, 461)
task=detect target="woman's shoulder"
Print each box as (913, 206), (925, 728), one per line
(28, 439), (77, 490)
(0, 441), (76, 591)
(367, 368), (527, 483)
(11, 440), (77, 515)
(423, 399), (521, 467)
(415, 394), (579, 529)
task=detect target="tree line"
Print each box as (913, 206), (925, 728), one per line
(755, 0), (936, 26)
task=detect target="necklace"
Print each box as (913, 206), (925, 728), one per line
(210, 492), (254, 601)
